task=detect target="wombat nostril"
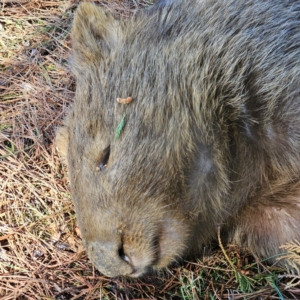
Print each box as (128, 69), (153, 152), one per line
(118, 246), (130, 263)
(99, 145), (110, 171)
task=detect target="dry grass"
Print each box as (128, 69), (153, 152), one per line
(0, 0), (300, 299)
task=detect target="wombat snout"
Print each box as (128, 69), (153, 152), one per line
(88, 241), (135, 277)
(82, 212), (191, 277)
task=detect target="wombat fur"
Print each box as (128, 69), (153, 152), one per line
(56, 0), (300, 277)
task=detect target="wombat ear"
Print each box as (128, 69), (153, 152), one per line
(55, 126), (69, 164)
(71, 3), (121, 72)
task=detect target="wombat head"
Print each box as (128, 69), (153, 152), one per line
(57, 0), (300, 277)
(56, 2), (203, 277)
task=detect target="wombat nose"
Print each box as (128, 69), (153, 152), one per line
(87, 241), (134, 277)
(118, 246), (130, 263)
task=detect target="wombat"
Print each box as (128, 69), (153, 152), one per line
(56, 0), (300, 277)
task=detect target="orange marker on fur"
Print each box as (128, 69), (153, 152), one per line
(117, 97), (133, 104)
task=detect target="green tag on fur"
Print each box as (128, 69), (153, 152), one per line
(115, 114), (126, 140)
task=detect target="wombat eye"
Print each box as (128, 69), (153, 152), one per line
(99, 145), (110, 171)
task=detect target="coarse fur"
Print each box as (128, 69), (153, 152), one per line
(56, 0), (300, 277)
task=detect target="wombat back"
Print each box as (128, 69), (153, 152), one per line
(56, 0), (300, 277)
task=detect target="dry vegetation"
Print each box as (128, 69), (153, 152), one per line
(0, 0), (300, 299)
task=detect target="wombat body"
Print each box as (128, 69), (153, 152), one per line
(56, 0), (300, 277)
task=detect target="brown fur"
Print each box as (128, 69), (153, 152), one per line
(56, 0), (300, 277)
